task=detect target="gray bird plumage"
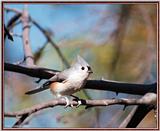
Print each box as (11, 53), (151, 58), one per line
(25, 55), (92, 95)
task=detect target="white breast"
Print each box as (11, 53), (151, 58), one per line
(52, 73), (86, 96)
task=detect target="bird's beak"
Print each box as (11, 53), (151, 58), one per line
(88, 70), (93, 73)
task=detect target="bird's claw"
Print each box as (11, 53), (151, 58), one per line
(69, 99), (82, 108)
(70, 95), (82, 108)
(61, 95), (82, 108)
(76, 100), (82, 108)
(61, 96), (70, 108)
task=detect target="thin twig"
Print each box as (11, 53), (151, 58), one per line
(4, 11), (22, 41)
(4, 7), (22, 14)
(31, 18), (70, 68)
(7, 14), (21, 28)
(119, 106), (138, 128)
(5, 7), (69, 68)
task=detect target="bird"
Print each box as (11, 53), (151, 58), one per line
(25, 55), (93, 107)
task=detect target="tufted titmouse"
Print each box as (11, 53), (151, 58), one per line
(25, 55), (93, 107)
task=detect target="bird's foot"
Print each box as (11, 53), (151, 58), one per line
(60, 96), (70, 108)
(60, 95), (82, 108)
(70, 95), (82, 108)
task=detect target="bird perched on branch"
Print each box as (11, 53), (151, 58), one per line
(25, 55), (93, 107)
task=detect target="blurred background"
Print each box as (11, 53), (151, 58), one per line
(4, 3), (157, 128)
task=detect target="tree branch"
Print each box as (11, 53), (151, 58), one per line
(125, 92), (157, 128)
(4, 92), (156, 128)
(119, 92), (157, 128)
(85, 80), (156, 95)
(5, 96), (156, 118)
(12, 114), (29, 128)
(7, 13), (21, 28)
(4, 12), (21, 41)
(4, 6), (157, 128)
(4, 62), (156, 95)
(119, 106), (138, 128)
(4, 6), (69, 68)
(5, 93), (157, 127)
(126, 104), (155, 128)
(21, 5), (34, 66)
(31, 18), (70, 68)
(4, 7), (22, 14)
(4, 63), (58, 78)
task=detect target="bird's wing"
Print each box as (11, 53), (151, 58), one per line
(25, 72), (67, 95)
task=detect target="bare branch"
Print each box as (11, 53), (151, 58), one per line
(34, 41), (48, 63)
(5, 93), (156, 127)
(120, 93), (157, 128)
(7, 13), (21, 28)
(4, 25), (13, 41)
(126, 104), (155, 128)
(85, 80), (156, 95)
(4, 62), (156, 95)
(4, 7), (22, 14)
(5, 96), (156, 118)
(126, 93), (157, 128)
(4, 7), (69, 68)
(4, 63), (58, 78)
(4, 14), (21, 41)
(4, 6), (157, 129)
(13, 114), (29, 128)
(3, 8), (22, 43)
(119, 106), (138, 128)
(31, 18), (70, 68)
(21, 5), (34, 66)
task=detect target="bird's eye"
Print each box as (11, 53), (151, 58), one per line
(81, 67), (85, 70)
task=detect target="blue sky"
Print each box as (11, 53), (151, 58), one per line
(4, 4), (113, 63)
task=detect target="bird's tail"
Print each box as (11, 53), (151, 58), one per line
(25, 85), (49, 95)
